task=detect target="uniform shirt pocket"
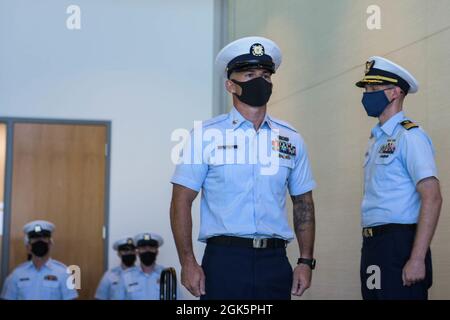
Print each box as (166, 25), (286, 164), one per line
(374, 153), (397, 165)
(224, 163), (253, 191)
(268, 158), (293, 195)
(126, 281), (144, 300)
(43, 279), (59, 288)
(17, 279), (32, 300)
(17, 279), (32, 289)
(126, 281), (142, 293)
(277, 158), (293, 184)
(42, 279), (61, 300)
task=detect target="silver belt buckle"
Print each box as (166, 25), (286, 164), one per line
(253, 238), (268, 249)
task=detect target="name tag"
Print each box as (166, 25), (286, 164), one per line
(217, 145), (238, 150)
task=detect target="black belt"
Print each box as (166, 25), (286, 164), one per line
(362, 223), (417, 238)
(207, 236), (287, 249)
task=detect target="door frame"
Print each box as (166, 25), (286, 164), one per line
(0, 117), (112, 289)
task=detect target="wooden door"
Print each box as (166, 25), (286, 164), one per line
(8, 122), (107, 300)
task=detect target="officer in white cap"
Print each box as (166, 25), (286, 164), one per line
(94, 237), (137, 300)
(1, 220), (78, 300)
(121, 232), (167, 300)
(356, 56), (442, 300)
(170, 36), (317, 299)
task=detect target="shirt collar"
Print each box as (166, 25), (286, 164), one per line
(45, 258), (54, 270)
(372, 111), (405, 138)
(229, 106), (273, 131)
(139, 265), (159, 276)
(27, 258), (53, 271)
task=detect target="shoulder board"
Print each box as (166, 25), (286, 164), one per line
(400, 120), (419, 130)
(110, 266), (122, 274)
(16, 261), (31, 270)
(269, 116), (298, 132)
(123, 266), (138, 274)
(201, 113), (228, 128)
(50, 260), (68, 269)
(149, 264), (163, 275)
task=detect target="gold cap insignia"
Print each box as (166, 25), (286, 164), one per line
(251, 43), (265, 57)
(365, 60), (375, 74)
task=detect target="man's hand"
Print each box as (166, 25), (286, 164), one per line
(291, 263), (312, 296)
(402, 258), (426, 287)
(181, 260), (206, 297)
(402, 177), (442, 287)
(291, 191), (315, 297)
(170, 184), (204, 297)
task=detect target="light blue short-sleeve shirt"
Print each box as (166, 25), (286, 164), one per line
(362, 111), (438, 227)
(1, 259), (78, 300)
(95, 266), (127, 300)
(121, 265), (164, 300)
(171, 107), (316, 242)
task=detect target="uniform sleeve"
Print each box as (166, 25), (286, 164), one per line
(0, 273), (18, 300)
(288, 134), (317, 196)
(170, 128), (208, 192)
(94, 272), (110, 300)
(60, 271), (79, 300)
(401, 129), (438, 185)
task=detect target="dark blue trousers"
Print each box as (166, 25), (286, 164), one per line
(200, 243), (293, 300)
(360, 227), (432, 300)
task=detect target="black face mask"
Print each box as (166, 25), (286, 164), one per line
(31, 240), (49, 257)
(121, 254), (136, 267)
(139, 251), (156, 266)
(231, 77), (273, 107)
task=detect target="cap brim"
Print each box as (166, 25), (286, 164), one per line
(355, 80), (365, 88)
(137, 239), (159, 247)
(355, 79), (393, 88)
(117, 245), (135, 251)
(28, 231), (52, 238)
(228, 61), (275, 78)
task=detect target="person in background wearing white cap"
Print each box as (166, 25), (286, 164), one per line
(121, 233), (167, 300)
(0, 220), (78, 300)
(94, 237), (136, 300)
(170, 36), (317, 300)
(356, 56), (442, 300)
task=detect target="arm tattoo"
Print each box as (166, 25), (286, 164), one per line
(292, 193), (315, 233)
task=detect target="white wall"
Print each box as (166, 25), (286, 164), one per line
(0, 0), (217, 299)
(229, 0), (450, 299)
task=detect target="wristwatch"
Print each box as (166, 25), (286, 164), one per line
(297, 258), (316, 270)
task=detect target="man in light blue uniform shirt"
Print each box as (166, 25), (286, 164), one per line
(170, 36), (317, 300)
(95, 237), (136, 300)
(1, 220), (78, 300)
(357, 56), (442, 300)
(121, 233), (169, 300)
